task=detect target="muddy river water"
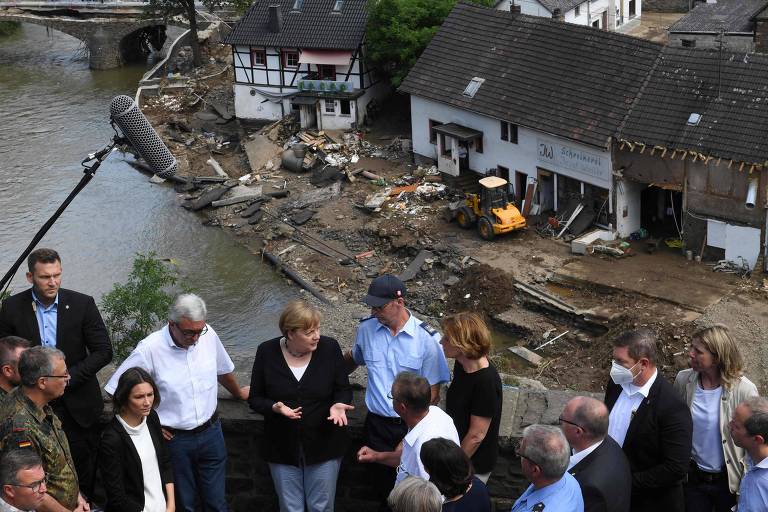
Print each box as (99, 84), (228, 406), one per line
(0, 24), (298, 356)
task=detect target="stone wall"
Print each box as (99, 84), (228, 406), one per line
(218, 387), (594, 511)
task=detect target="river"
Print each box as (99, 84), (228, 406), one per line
(0, 24), (298, 356)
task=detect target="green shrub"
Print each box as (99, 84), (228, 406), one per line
(101, 253), (180, 363)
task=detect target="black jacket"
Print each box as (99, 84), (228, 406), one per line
(0, 288), (112, 427)
(605, 375), (693, 512)
(569, 436), (632, 512)
(98, 410), (173, 512)
(248, 335), (352, 466)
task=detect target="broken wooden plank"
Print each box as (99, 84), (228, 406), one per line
(398, 250), (433, 282)
(508, 346), (543, 367)
(211, 194), (262, 207)
(389, 184), (418, 196)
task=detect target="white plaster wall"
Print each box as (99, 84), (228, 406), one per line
(318, 98), (357, 130)
(615, 178), (643, 236)
(510, 0), (553, 18)
(233, 84), (286, 120)
(586, 0), (609, 27)
(410, 96), (612, 189)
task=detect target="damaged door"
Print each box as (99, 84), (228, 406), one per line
(437, 134), (459, 176)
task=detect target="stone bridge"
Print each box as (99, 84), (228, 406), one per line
(0, 2), (229, 69)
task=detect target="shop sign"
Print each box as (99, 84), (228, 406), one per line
(537, 139), (609, 182)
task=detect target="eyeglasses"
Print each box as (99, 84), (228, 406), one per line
(387, 391), (398, 401)
(9, 476), (46, 494)
(515, 441), (542, 468)
(42, 372), (70, 379)
(558, 416), (583, 429)
(173, 324), (209, 338)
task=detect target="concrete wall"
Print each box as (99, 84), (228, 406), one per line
(219, 387), (595, 511)
(410, 96), (612, 191)
(668, 33), (754, 51)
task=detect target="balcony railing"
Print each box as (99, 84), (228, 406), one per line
(297, 75), (355, 93)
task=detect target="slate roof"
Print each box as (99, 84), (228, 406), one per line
(619, 47), (768, 165)
(225, 0), (369, 49)
(399, 2), (662, 149)
(668, 0), (767, 33)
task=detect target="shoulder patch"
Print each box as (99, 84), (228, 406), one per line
(419, 322), (438, 336)
(359, 315), (376, 323)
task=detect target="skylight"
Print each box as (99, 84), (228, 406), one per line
(687, 113), (701, 126)
(292, 0), (303, 10)
(463, 77), (485, 98)
(333, 0), (343, 11)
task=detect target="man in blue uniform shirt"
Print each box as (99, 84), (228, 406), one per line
(345, 274), (450, 507)
(730, 397), (768, 512)
(512, 424), (585, 512)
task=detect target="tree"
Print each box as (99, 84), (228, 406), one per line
(100, 253), (181, 363)
(366, 0), (495, 87)
(144, 0), (221, 67)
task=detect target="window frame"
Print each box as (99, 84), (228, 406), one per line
(475, 135), (483, 154)
(282, 49), (300, 68)
(574, 4), (580, 16)
(429, 119), (442, 144)
(317, 64), (337, 81)
(339, 99), (351, 116)
(250, 48), (266, 68)
(324, 99), (336, 114)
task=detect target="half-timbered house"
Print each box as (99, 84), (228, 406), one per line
(225, 0), (387, 130)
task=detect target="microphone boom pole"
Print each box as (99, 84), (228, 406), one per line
(0, 137), (119, 295)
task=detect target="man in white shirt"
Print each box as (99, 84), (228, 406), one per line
(356, 371), (459, 483)
(0, 450), (46, 512)
(560, 396), (631, 512)
(729, 396), (768, 511)
(604, 329), (692, 512)
(105, 294), (249, 512)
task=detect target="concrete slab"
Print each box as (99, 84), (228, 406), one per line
(244, 134), (282, 173)
(550, 250), (734, 313)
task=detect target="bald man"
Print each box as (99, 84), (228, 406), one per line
(559, 396), (632, 512)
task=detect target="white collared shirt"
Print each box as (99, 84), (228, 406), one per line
(396, 406), (460, 484)
(568, 439), (604, 470)
(105, 324), (235, 430)
(608, 369), (658, 447)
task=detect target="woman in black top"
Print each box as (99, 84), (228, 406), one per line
(98, 367), (174, 512)
(420, 438), (491, 511)
(249, 300), (354, 512)
(441, 312), (503, 483)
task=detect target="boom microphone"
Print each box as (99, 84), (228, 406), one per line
(109, 95), (177, 178)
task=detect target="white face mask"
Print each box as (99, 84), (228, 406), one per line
(610, 360), (641, 385)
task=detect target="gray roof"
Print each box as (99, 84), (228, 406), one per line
(225, 0), (369, 49)
(399, 2), (662, 149)
(668, 0), (767, 33)
(619, 47), (768, 165)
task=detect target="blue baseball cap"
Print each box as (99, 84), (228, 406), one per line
(363, 274), (407, 307)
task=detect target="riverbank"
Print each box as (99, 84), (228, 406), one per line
(135, 34), (768, 395)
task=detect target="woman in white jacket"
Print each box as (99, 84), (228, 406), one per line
(673, 324), (758, 512)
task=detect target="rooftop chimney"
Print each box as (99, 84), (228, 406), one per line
(268, 5), (282, 33)
(552, 8), (565, 21)
(510, 2), (522, 14)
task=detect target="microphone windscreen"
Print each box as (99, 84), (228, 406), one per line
(110, 95), (177, 179)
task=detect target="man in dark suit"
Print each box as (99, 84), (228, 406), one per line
(604, 329), (692, 512)
(560, 395), (631, 512)
(0, 248), (112, 501)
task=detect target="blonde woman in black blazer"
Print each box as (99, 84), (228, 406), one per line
(99, 367), (174, 512)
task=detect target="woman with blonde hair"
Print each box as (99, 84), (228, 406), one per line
(249, 300), (354, 512)
(440, 312), (502, 484)
(673, 324), (758, 511)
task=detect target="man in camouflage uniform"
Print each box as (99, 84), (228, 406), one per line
(0, 347), (88, 512)
(0, 336), (31, 416)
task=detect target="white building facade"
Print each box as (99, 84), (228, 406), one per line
(496, 0), (641, 30)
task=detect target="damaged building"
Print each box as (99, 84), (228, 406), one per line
(225, 0), (389, 130)
(401, 2), (767, 271)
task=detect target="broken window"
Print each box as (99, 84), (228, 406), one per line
(463, 77), (485, 98)
(682, 39), (696, 48)
(340, 99), (351, 115)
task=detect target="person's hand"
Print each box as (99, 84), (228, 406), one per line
(74, 493), (90, 512)
(161, 427), (174, 441)
(165, 505), (175, 512)
(237, 385), (250, 401)
(328, 403), (355, 426)
(357, 445), (379, 463)
(273, 402), (302, 419)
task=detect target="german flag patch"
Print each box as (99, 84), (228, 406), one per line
(17, 441), (32, 448)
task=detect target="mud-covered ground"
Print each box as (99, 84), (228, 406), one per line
(139, 38), (768, 394)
